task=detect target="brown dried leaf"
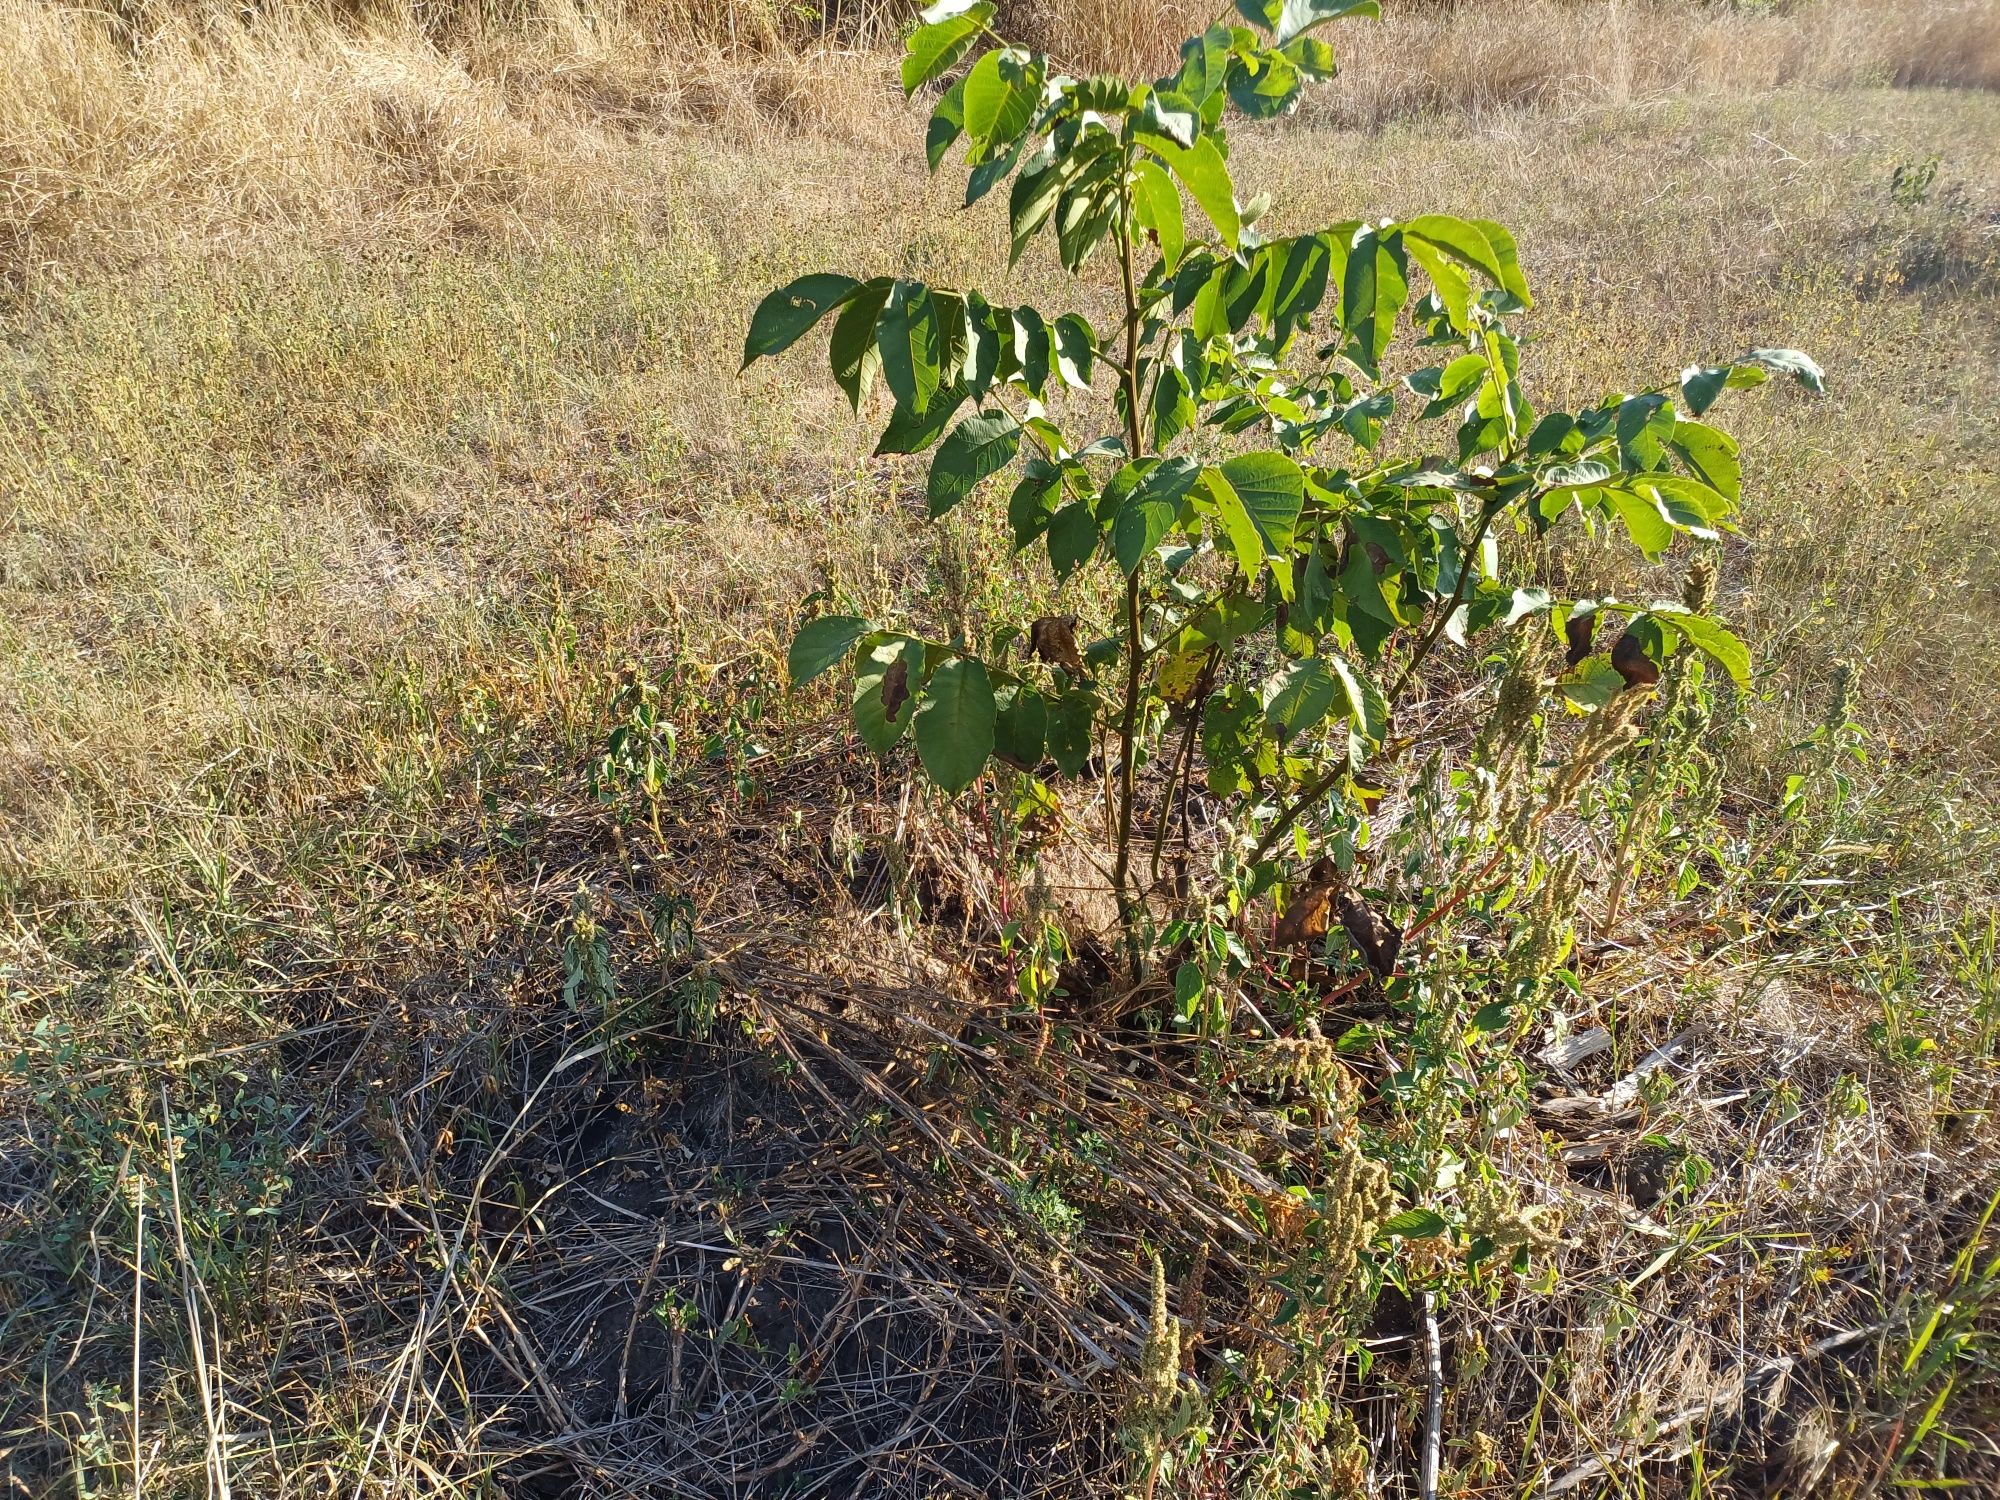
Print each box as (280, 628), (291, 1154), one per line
(1565, 613), (1596, 667)
(1274, 880), (1336, 949)
(1335, 890), (1402, 978)
(1029, 614), (1086, 676)
(880, 657), (911, 720)
(1611, 630), (1660, 689)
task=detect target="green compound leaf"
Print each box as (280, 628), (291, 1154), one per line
(829, 277), (892, 410)
(1633, 474), (1728, 538)
(1172, 25), (1231, 102)
(1467, 218), (1530, 304)
(1008, 467), (1060, 548)
(1053, 313), (1096, 389)
(914, 656), (996, 792)
(1325, 651), (1385, 745)
(879, 280), (944, 416)
(1275, 0), (1379, 44)
(743, 274), (859, 368)
(1112, 489), (1175, 575)
(1678, 364), (1731, 417)
(1046, 499), (1100, 581)
(1201, 465), (1268, 581)
(1603, 485), (1675, 560)
(1744, 346), (1825, 395)
(1045, 687), (1095, 776)
(1008, 158), (1062, 264)
(926, 78), (967, 170)
(1141, 134), (1239, 250)
(1669, 418), (1741, 502)
(963, 46), (1042, 148)
(788, 614), (869, 687)
(1056, 178), (1120, 271)
(928, 410), (1022, 517)
(1380, 1207), (1448, 1238)
(901, 7), (992, 97)
(1226, 48), (1303, 119)
(967, 133), (1027, 207)
(1151, 364), (1197, 448)
(1682, 348), (1821, 416)
(1283, 34), (1338, 79)
(1559, 654), (1625, 710)
(1218, 451), (1305, 556)
(1203, 685), (1276, 795)
(993, 684), (1047, 767)
(1129, 157), (1186, 272)
(1402, 215), (1526, 302)
(1139, 91), (1199, 149)
(875, 385), (968, 455)
(1262, 657), (1336, 742)
(1011, 305), (1051, 395)
(1269, 233), (1333, 333)
(962, 293), (1004, 396)
(1404, 236), (1470, 329)
(1341, 225), (1408, 376)
(1652, 608), (1752, 686)
(854, 636), (925, 754)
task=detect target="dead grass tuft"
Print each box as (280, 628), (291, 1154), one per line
(1310, 0), (2000, 127)
(0, 0), (906, 276)
(1886, 0), (2000, 89)
(1006, 0), (1207, 78)
(5, 0), (1999, 278)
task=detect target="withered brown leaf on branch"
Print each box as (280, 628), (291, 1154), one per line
(1611, 630), (1660, 689)
(1273, 856), (1402, 978)
(880, 657), (911, 720)
(1565, 613), (1596, 667)
(1335, 889), (1402, 979)
(1273, 876), (1336, 948)
(1028, 614), (1086, 676)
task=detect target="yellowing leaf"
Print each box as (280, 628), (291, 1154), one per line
(1156, 647), (1209, 704)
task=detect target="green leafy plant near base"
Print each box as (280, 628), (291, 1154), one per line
(748, 0), (1821, 968)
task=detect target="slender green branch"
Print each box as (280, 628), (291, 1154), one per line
(1387, 498), (1508, 709)
(1109, 147), (1150, 969)
(1242, 496), (1516, 874)
(1148, 649), (1216, 886)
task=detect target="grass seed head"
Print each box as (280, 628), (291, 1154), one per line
(1682, 546), (1720, 614)
(1509, 846), (1585, 989)
(1315, 1142), (1396, 1303)
(1465, 1173), (1563, 1255)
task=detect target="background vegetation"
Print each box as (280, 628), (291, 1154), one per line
(3, 0), (1998, 1495)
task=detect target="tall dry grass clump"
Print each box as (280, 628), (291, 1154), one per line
(1310, 0), (2000, 125)
(1885, 0), (2000, 87)
(0, 0), (899, 277)
(1003, 0), (1203, 77)
(2, 0), (1995, 278)
(0, 0), (550, 270)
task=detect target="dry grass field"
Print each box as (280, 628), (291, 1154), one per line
(3, 0), (2000, 1496)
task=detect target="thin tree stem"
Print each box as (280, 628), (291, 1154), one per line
(1241, 499), (1512, 876)
(1388, 499), (1505, 709)
(1110, 151), (1149, 970)
(1421, 1290), (1444, 1500)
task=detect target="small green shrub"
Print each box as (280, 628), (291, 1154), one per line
(746, 23), (1830, 1477)
(1891, 154), (1942, 209)
(749, 0), (1820, 977)
(589, 666), (680, 812)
